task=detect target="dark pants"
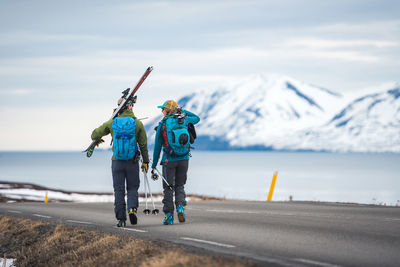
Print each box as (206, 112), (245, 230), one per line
(162, 160), (189, 214)
(111, 160), (140, 220)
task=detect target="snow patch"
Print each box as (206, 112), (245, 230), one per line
(0, 258), (15, 267)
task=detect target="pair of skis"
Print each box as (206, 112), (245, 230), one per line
(83, 66), (153, 157)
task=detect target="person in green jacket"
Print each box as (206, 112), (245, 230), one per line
(91, 99), (149, 227)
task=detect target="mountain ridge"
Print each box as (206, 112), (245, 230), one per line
(144, 74), (400, 152)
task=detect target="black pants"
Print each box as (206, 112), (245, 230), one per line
(162, 160), (189, 214)
(111, 160), (140, 220)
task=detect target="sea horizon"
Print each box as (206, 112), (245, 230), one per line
(1, 151), (399, 206)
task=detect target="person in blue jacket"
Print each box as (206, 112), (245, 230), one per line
(151, 100), (200, 225)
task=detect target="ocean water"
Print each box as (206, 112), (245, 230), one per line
(1, 151), (399, 205)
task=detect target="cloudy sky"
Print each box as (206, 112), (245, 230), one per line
(0, 0), (399, 150)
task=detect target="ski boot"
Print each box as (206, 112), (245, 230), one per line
(128, 208), (137, 225)
(163, 212), (174, 225)
(176, 205), (186, 223)
(117, 220), (126, 228)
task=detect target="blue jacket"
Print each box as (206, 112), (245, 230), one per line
(151, 110), (200, 168)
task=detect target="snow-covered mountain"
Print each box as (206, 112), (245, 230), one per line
(145, 75), (400, 152)
(293, 84), (400, 152)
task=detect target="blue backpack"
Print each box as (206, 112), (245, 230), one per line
(112, 117), (136, 160)
(163, 117), (190, 157)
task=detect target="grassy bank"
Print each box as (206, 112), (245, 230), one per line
(0, 215), (256, 267)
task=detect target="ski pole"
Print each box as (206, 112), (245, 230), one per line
(148, 160), (171, 187)
(150, 166), (173, 190)
(143, 168), (150, 215)
(143, 170), (159, 215)
(140, 158), (150, 215)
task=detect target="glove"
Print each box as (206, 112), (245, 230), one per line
(151, 169), (158, 181)
(96, 139), (105, 147)
(141, 163), (149, 173)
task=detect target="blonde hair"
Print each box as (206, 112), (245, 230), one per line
(163, 100), (178, 113)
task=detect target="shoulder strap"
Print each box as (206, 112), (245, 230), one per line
(161, 121), (169, 147)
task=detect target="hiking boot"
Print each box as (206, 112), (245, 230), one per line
(117, 220), (126, 228)
(176, 204), (186, 223)
(128, 208), (137, 225)
(163, 212), (174, 225)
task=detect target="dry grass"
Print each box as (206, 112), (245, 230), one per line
(0, 215), (257, 267)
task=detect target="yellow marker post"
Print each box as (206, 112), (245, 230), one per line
(44, 192), (48, 203)
(267, 171), (278, 201)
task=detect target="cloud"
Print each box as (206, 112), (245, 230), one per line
(0, 88), (37, 96)
(307, 50), (380, 63)
(0, 45), (393, 97)
(279, 36), (398, 63)
(0, 32), (106, 46)
(284, 38), (398, 49)
(314, 20), (400, 36)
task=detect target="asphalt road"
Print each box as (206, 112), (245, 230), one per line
(1, 200), (400, 267)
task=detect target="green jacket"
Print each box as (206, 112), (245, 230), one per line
(91, 109), (149, 163)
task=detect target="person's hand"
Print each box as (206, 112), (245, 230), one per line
(151, 169), (158, 181)
(141, 163), (149, 173)
(96, 139), (105, 147)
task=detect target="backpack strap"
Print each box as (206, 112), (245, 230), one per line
(160, 115), (173, 147)
(161, 121), (169, 147)
(131, 116), (139, 157)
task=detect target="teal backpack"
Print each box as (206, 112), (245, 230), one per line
(163, 116), (190, 157)
(112, 117), (136, 160)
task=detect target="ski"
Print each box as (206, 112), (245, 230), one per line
(109, 66), (153, 120)
(83, 66), (153, 157)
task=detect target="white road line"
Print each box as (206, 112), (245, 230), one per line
(7, 210), (22, 214)
(205, 209), (298, 216)
(294, 258), (341, 267)
(113, 227), (148, 233)
(206, 209), (259, 214)
(384, 218), (400, 221)
(181, 237), (235, 248)
(66, 220), (94, 225)
(33, 214), (51, 219)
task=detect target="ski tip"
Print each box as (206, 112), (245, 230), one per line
(86, 149), (94, 158)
